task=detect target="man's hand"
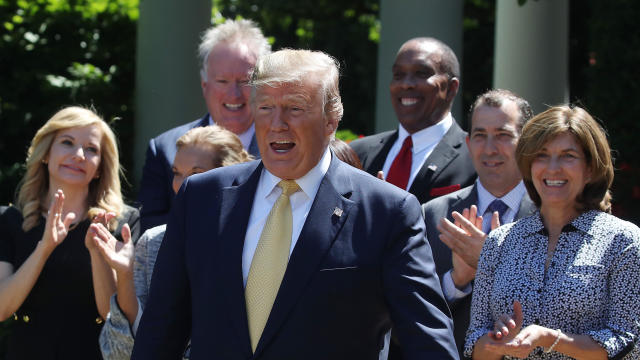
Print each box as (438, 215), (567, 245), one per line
(437, 205), (500, 270)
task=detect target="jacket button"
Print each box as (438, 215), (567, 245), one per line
(96, 317), (104, 324)
(22, 315), (30, 323)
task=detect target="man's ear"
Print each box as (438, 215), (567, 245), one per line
(325, 115), (338, 136)
(465, 135), (470, 150)
(446, 77), (460, 103)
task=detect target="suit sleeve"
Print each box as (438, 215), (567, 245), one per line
(131, 184), (191, 360)
(383, 194), (459, 359)
(138, 138), (171, 232)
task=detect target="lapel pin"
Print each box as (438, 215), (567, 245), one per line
(427, 164), (438, 172)
(333, 207), (343, 217)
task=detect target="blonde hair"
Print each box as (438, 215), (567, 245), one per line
(515, 105), (614, 213)
(17, 106), (125, 231)
(175, 125), (253, 168)
(250, 48), (344, 124)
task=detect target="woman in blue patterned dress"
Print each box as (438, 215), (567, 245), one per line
(465, 105), (639, 359)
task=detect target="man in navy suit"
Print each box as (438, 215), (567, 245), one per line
(137, 19), (270, 231)
(132, 49), (458, 360)
(422, 89), (536, 357)
(350, 37), (476, 205)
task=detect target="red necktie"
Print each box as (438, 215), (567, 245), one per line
(386, 136), (412, 190)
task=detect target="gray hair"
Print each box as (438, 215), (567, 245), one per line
(250, 49), (344, 123)
(198, 19), (271, 80)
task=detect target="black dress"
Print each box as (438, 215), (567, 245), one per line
(0, 205), (140, 360)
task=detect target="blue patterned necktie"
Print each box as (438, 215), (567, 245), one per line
(487, 199), (509, 227)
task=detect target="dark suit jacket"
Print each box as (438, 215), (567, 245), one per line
(137, 114), (260, 232)
(350, 121), (476, 205)
(131, 155), (459, 360)
(421, 183), (536, 357)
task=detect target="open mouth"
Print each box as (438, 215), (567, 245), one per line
(224, 103), (245, 111)
(400, 97), (419, 106)
(544, 179), (567, 187)
(482, 161), (503, 168)
(270, 140), (295, 153)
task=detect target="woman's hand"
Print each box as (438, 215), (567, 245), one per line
(489, 324), (556, 358)
(41, 189), (76, 252)
(85, 210), (116, 251)
(88, 222), (134, 276)
(489, 300), (523, 342)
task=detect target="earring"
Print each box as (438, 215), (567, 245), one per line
(42, 159), (47, 164)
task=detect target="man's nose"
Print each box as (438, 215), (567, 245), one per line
(270, 108), (288, 130)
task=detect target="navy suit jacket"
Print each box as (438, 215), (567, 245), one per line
(137, 114), (260, 232)
(350, 120), (476, 205)
(421, 184), (536, 358)
(131, 154), (459, 360)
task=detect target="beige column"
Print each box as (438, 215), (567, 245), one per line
(375, 0), (464, 133)
(493, 0), (569, 114)
(133, 0), (211, 187)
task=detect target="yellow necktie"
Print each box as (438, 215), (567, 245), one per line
(245, 180), (300, 352)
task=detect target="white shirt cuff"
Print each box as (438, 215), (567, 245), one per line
(131, 301), (143, 336)
(442, 270), (472, 302)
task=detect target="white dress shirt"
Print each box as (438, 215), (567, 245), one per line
(208, 114), (255, 151)
(242, 147), (331, 286)
(442, 180), (527, 302)
(382, 113), (453, 190)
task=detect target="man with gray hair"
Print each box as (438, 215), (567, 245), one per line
(132, 49), (459, 360)
(138, 19), (270, 232)
(422, 89), (536, 357)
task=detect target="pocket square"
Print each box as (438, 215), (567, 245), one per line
(429, 184), (461, 197)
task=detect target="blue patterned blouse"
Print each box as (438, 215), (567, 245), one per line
(465, 210), (640, 359)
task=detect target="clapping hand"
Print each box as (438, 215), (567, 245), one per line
(437, 205), (500, 269)
(41, 189), (76, 252)
(86, 213), (134, 276)
(485, 301), (553, 358)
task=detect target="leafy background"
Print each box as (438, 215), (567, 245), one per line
(1, 0), (640, 356)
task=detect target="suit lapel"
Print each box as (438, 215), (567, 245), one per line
(450, 184), (478, 216)
(363, 130), (397, 176)
(217, 162), (262, 354)
(409, 123), (465, 198)
(515, 193), (537, 220)
(254, 157), (355, 356)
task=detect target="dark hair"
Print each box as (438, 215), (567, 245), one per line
(469, 89), (533, 133)
(330, 138), (362, 170)
(405, 37), (460, 80)
(515, 105), (613, 213)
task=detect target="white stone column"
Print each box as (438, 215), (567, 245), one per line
(375, 0), (464, 132)
(133, 0), (211, 187)
(493, 0), (569, 114)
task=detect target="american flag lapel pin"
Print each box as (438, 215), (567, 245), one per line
(333, 207), (343, 217)
(427, 163), (438, 172)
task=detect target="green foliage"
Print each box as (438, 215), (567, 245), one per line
(335, 129), (361, 142)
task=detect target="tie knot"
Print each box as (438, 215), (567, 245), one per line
(278, 180), (300, 197)
(487, 199), (508, 215)
(402, 135), (413, 149)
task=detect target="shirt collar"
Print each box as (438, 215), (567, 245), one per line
(476, 180), (527, 216)
(397, 112), (453, 153)
(258, 146), (331, 201)
(525, 210), (601, 237)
